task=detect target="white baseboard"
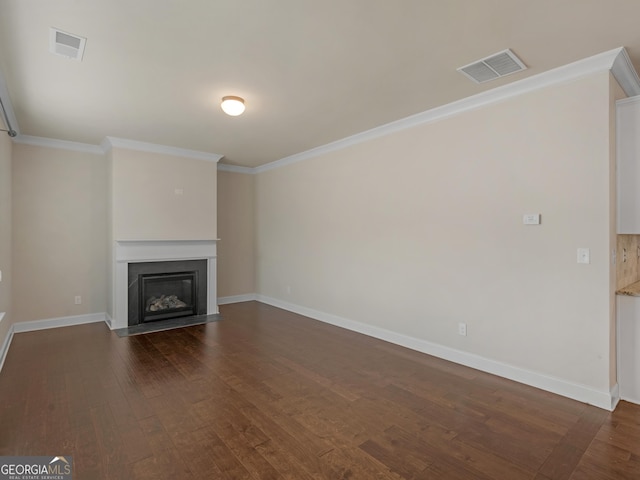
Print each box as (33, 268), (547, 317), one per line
(256, 294), (617, 411)
(12, 312), (107, 333)
(0, 300), (620, 410)
(610, 383), (622, 409)
(218, 293), (258, 305)
(0, 324), (15, 374)
(0, 312), (108, 374)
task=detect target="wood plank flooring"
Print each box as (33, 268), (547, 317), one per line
(0, 301), (639, 479)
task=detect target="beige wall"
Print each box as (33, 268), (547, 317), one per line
(12, 144), (107, 322)
(7, 144), (218, 325)
(110, 148), (217, 240)
(217, 170), (255, 298)
(255, 72), (616, 392)
(0, 66), (622, 401)
(0, 133), (12, 344)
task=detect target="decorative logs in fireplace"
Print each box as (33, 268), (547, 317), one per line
(140, 271), (196, 322)
(147, 294), (187, 312)
(127, 260), (208, 326)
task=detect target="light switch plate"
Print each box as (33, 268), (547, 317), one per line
(577, 248), (590, 264)
(523, 214), (541, 225)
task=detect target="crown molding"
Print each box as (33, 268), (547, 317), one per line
(617, 95), (640, 107)
(13, 135), (104, 154)
(611, 47), (640, 97)
(253, 47), (639, 174)
(12, 134), (225, 163)
(102, 136), (223, 163)
(217, 163), (256, 174)
(4, 48), (639, 172)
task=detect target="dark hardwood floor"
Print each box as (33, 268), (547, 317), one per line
(0, 301), (639, 479)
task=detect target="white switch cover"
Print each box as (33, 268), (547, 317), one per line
(523, 214), (541, 225)
(577, 248), (590, 264)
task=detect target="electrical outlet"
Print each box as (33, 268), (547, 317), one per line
(458, 322), (467, 336)
(74, 296), (82, 305)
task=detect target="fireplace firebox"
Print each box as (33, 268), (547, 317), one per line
(140, 272), (197, 322)
(128, 259), (208, 326)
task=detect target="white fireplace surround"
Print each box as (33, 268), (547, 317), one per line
(111, 240), (218, 329)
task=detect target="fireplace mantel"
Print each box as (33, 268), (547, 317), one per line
(110, 239), (218, 329)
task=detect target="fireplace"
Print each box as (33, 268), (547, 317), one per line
(111, 240), (218, 330)
(128, 259), (208, 326)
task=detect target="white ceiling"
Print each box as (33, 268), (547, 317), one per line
(1, 0), (640, 168)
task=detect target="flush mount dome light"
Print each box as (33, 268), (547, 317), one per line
(221, 96), (245, 116)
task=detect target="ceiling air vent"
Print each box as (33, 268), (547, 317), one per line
(49, 28), (86, 61)
(457, 49), (526, 84)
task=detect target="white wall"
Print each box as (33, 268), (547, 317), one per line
(255, 71), (616, 396)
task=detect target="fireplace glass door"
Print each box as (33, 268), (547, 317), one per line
(139, 271), (197, 322)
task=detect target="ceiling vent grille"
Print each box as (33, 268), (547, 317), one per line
(49, 28), (86, 61)
(457, 49), (526, 84)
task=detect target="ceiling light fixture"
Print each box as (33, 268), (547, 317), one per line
(221, 96), (245, 116)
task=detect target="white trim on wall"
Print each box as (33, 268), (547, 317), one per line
(611, 47), (640, 97)
(7, 48), (638, 176)
(217, 163), (256, 174)
(0, 313), (108, 374)
(0, 297), (621, 411)
(218, 293), (258, 305)
(102, 137), (223, 163)
(13, 135), (104, 155)
(0, 324), (14, 373)
(12, 312), (106, 333)
(253, 295), (618, 411)
(610, 383), (621, 410)
(216, 47), (640, 175)
(10, 135), (224, 164)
